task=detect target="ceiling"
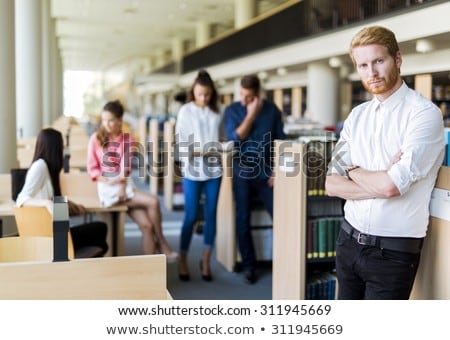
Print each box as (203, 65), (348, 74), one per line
(51, 0), (290, 72)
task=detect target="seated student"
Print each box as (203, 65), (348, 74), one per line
(87, 100), (177, 262)
(16, 128), (109, 256)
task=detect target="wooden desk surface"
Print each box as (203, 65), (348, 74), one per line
(0, 254), (168, 299)
(68, 196), (127, 213)
(0, 197), (128, 257)
(0, 198), (127, 217)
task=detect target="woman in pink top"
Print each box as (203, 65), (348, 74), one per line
(87, 100), (177, 262)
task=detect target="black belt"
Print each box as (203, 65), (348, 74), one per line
(341, 219), (423, 253)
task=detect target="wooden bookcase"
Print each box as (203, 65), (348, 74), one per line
(273, 140), (307, 299)
(272, 138), (341, 299)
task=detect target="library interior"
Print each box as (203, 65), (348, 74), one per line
(0, 0), (449, 300)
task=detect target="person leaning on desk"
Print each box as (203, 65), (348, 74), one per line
(16, 128), (109, 256)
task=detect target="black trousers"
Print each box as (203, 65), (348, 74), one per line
(336, 228), (421, 300)
(232, 176), (273, 271)
(70, 221), (109, 256)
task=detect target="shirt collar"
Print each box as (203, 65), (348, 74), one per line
(373, 81), (408, 111)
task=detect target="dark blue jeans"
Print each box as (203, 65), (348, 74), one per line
(232, 176), (273, 271)
(179, 177), (221, 253)
(336, 227), (421, 300)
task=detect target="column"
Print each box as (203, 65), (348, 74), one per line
(172, 37), (184, 74)
(0, 0), (18, 171)
(15, 0), (43, 137)
(306, 62), (338, 126)
(155, 48), (167, 69)
(195, 21), (210, 48)
(54, 52), (64, 121)
(235, 0), (256, 28)
(42, 0), (52, 126)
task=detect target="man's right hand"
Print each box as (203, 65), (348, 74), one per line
(247, 96), (262, 118)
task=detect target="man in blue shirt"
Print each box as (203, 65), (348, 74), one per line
(224, 74), (285, 284)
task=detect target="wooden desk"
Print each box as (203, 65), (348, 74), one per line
(60, 173), (128, 257)
(0, 254), (169, 299)
(1, 198), (127, 256)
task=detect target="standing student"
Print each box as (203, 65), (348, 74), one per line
(326, 25), (444, 299)
(175, 70), (222, 281)
(16, 128), (109, 256)
(87, 100), (178, 262)
(224, 74), (285, 284)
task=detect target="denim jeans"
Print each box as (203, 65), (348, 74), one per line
(336, 228), (421, 299)
(179, 177), (221, 253)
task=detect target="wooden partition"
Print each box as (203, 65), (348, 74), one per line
(149, 119), (160, 196)
(163, 120), (176, 210)
(0, 236), (54, 262)
(0, 254), (169, 299)
(272, 140), (307, 299)
(216, 150), (236, 272)
(411, 166), (450, 299)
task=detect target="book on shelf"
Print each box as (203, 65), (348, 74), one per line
(306, 217), (343, 260)
(306, 271), (338, 300)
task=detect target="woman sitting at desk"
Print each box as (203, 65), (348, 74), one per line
(16, 128), (109, 256)
(87, 100), (177, 262)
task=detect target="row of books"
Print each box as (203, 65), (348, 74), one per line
(305, 139), (336, 196)
(307, 197), (343, 218)
(306, 217), (343, 259)
(306, 271), (338, 300)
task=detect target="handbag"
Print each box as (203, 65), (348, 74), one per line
(97, 177), (135, 208)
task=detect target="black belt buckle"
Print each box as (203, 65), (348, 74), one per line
(357, 233), (371, 246)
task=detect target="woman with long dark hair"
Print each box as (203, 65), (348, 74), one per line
(16, 128), (108, 256)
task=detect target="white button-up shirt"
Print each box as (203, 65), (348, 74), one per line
(329, 82), (444, 237)
(175, 102), (223, 181)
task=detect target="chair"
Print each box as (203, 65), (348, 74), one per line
(13, 206), (104, 259)
(0, 236), (53, 262)
(10, 168), (28, 201)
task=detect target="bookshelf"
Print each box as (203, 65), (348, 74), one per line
(273, 137), (342, 299)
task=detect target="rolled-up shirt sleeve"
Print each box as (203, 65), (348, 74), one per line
(387, 105), (444, 195)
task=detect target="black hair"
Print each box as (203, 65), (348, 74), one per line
(32, 128), (64, 196)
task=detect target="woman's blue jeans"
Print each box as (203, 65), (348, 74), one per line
(179, 177), (221, 253)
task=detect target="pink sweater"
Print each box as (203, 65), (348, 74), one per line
(87, 132), (135, 181)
